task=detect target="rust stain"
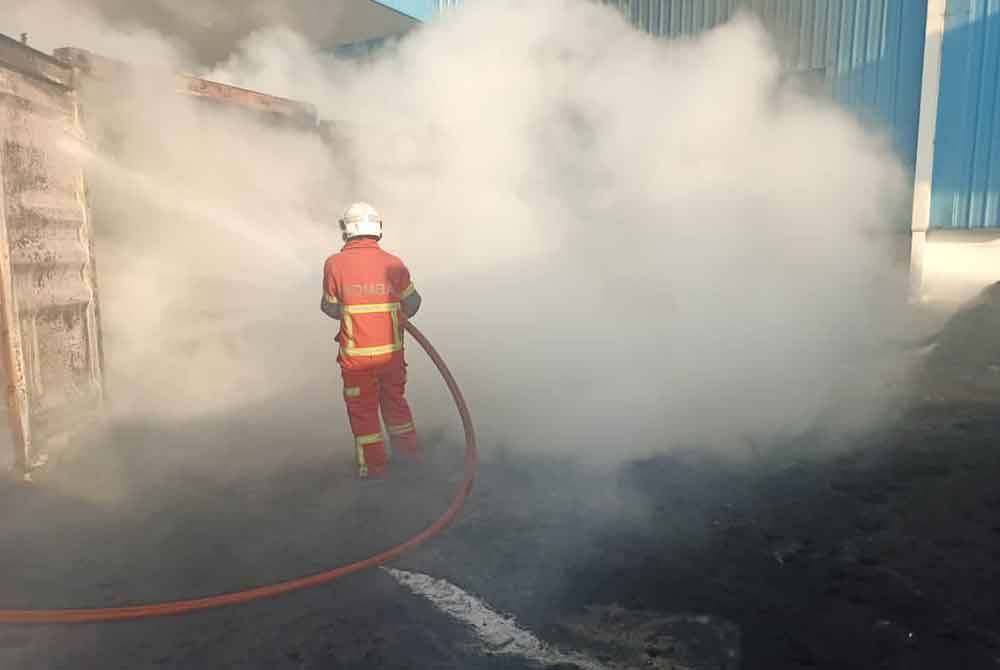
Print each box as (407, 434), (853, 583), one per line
(181, 77), (317, 125)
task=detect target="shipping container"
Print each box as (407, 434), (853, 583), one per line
(0, 35), (329, 476)
(0, 34), (101, 474)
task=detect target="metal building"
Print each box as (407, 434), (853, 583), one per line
(370, 0), (1000, 301)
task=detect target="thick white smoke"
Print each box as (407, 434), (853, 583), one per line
(2, 0), (912, 462)
(210, 1), (911, 458)
(3, 0), (191, 66)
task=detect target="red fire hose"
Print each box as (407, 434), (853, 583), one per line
(0, 322), (477, 624)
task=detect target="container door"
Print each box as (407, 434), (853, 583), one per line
(0, 36), (104, 474)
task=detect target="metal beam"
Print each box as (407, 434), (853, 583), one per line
(909, 0), (948, 300)
(370, 0), (436, 22)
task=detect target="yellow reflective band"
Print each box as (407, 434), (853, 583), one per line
(400, 284), (416, 300)
(355, 439), (368, 478)
(344, 386), (361, 398)
(387, 422), (415, 436)
(356, 431), (381, 476)
(357, 447), (368, 478)
(390, 309), (401, 347)
(343, 312), (356, 348)
(339, 303), (404, 357)
(342, 343), (403, 357)
(342, 302), (400, 315)
(355, 432), (384, 447)
(324, 292), (338, 304)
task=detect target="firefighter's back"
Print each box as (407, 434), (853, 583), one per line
(326, 239), (413, 371)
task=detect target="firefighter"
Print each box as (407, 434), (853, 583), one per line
(321, 202), (422, 479)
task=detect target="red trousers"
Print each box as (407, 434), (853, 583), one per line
(341, 359), (417, 478)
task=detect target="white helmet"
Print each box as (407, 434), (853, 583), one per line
(339, 202), (383, 241)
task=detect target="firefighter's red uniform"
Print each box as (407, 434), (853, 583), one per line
(323, 238), (418, 478)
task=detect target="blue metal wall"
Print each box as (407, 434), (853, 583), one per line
(375, 0), (927, 170)
(931, 0), (1000, 230)
(600, 0), (928, 170)
(363, 1), (1000, 232)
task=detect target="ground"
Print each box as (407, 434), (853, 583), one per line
(0, 297), (999, 669)
(402, 401), (1000, 670)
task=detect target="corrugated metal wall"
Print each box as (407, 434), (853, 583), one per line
(930, 0), (1000, 230)
(0, 36), (106, 471)
(396, 0), (1000, 233)
(410, 1), (926, 169)
(600, 0), (927, 169)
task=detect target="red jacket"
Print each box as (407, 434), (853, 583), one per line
(323, 239), (417, 371)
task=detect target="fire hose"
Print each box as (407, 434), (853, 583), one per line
(0, 322), (477, 624)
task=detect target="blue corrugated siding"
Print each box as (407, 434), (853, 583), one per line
(931, 0), (1000, 230)
(396, 1), (925, 170)
(601, 0), (927, 169)
(600, 0), (740, 37)
(367, 0), (927, 173)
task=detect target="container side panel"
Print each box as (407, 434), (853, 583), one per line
(0, 48), (103, 462)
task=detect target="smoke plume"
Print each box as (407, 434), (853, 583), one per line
(1, 0), (913, 463)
